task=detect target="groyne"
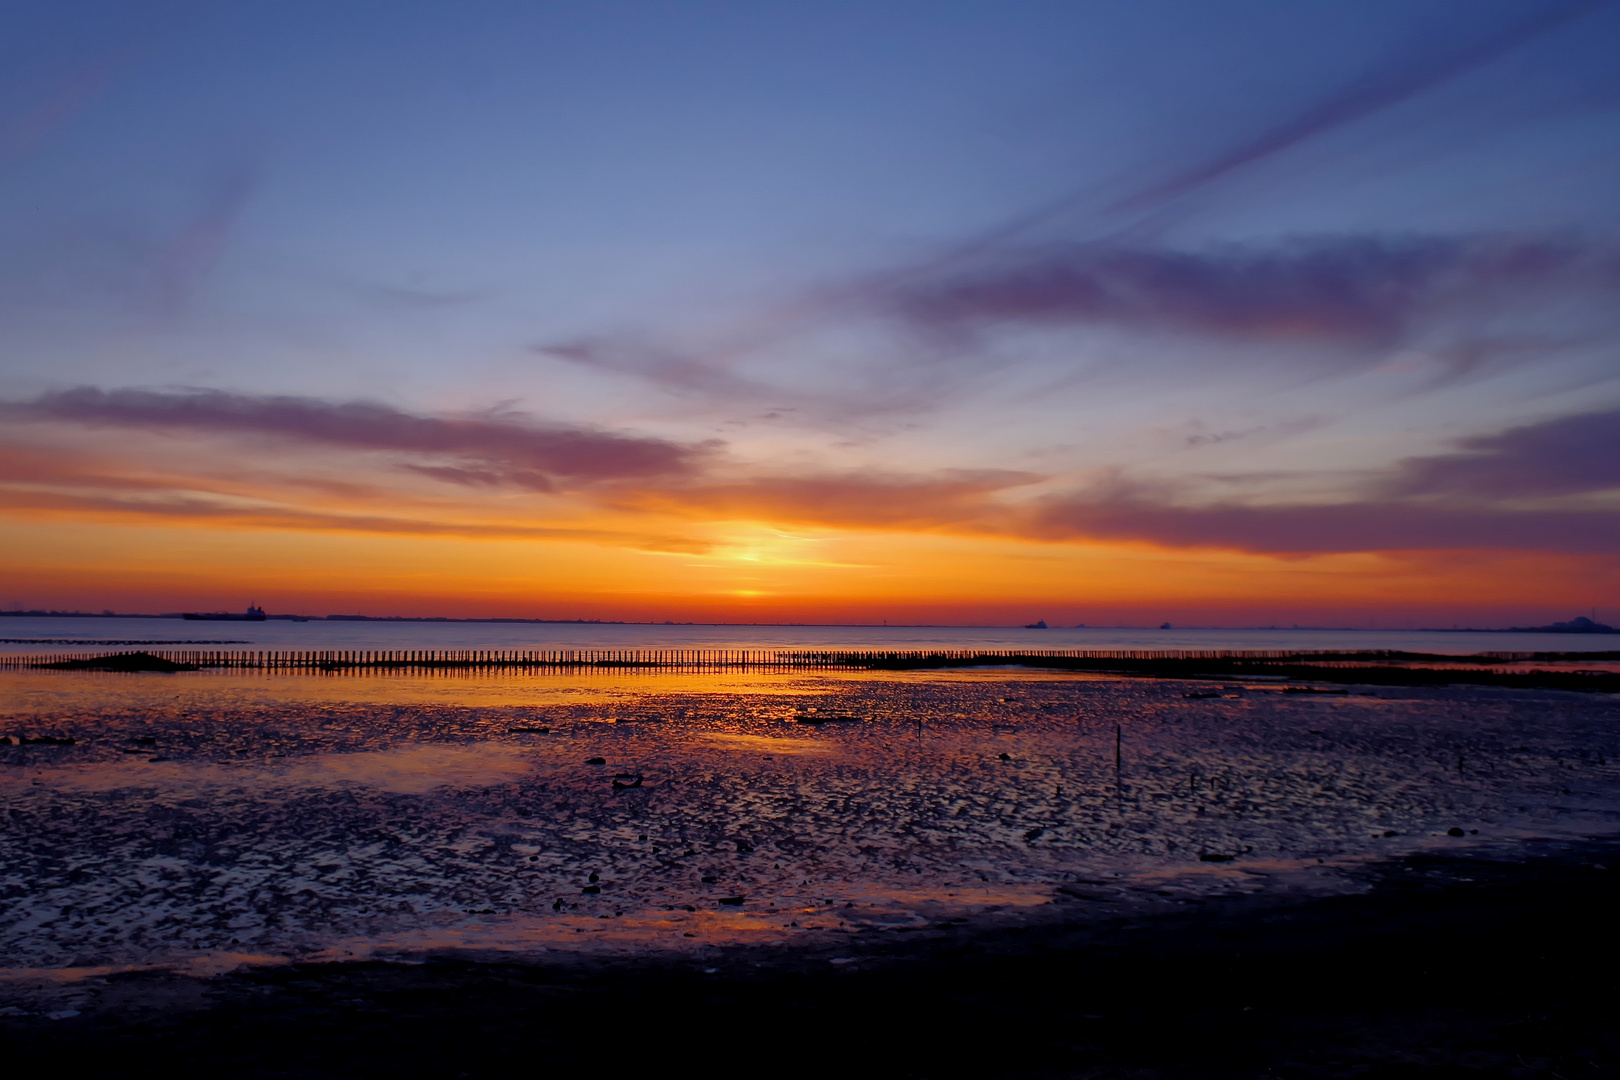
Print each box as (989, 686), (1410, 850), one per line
(4, 646), (1369, 671)
(2, 646), (1616, 691)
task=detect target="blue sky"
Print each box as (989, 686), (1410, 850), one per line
(1, 1), (1617, 620)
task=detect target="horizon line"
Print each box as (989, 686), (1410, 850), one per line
(0, 609), (1607, 634)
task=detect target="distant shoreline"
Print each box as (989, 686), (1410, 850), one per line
(0, 610), (1612, 632)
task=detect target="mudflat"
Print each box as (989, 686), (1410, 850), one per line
(3, 839), (1617, 1077)
(3, 669), (1617, 1075)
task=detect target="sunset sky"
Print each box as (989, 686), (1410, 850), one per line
(2, 0), (1618, 625)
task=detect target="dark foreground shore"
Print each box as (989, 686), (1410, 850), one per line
(5, 838), (1617, 1078)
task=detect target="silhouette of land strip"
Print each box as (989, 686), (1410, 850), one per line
(32, 652), (199, 672)
(1505, 615), (1618, 634)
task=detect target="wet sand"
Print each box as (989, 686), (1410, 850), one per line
(3, 668), (1618, 1074)
(3, 838), (1617, 1077)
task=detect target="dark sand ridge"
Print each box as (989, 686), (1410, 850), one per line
(3, 838), (1617, 1077)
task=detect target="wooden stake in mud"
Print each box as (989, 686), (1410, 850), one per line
(1115, 722), (1124, 805)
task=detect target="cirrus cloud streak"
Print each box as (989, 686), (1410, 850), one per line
(1, 387), (713, 490)
(4, 390), (1619, 559)
(894, 234), (1620, 346)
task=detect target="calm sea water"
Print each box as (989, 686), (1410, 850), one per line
(0, 615), (1608, 656)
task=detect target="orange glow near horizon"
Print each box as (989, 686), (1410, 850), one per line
(4, 7), (1618, 636)
(1, 407), (1614, 630)
(4, 511), (1613, 627)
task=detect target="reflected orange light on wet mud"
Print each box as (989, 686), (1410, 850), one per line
(4, 666), (1618, 982)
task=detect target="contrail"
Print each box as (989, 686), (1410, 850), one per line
(1103, 0), (1614, 218)
(544, 1), (1613, 395)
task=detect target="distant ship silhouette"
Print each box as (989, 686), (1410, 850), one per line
(183, 604), (267, 622)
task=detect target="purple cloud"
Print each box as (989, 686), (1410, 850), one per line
(1024, 409), (1620, 555)
(619, 469), (1044, 528)
(0, 483), (712, 553)
(2, 387), (710, 487)
(534, 339), (770, 399)
(1029, 495), (1620, 555)
(1389, 408), (1620, 498)
(525, 4), (1612, 416)
(896, 235), (1616, 345)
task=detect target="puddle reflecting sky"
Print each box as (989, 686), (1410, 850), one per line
(2, 668), (1618, 974)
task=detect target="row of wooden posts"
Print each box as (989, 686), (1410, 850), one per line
(0, 645), (1517, 671)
